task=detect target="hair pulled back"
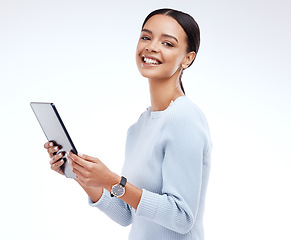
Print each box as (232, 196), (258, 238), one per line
(142, 9), (200, 94)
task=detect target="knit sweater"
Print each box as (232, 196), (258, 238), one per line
(89, 96), (212, 240)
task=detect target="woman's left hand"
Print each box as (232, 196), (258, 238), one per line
(66, 152), (118, 189)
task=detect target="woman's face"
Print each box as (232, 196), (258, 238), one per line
(136, 14), (190, 81)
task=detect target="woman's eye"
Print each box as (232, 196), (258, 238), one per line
(141, 36), (150, 41)
(163, 42), (174, 47)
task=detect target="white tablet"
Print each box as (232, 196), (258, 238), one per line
(30, 102), (77, 179)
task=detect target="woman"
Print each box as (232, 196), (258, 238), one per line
(45, 8), (211, 240)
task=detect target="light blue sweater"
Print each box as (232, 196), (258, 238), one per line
(89, 96), (211, 240)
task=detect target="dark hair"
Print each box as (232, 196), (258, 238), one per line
(142, 8), (200, 94)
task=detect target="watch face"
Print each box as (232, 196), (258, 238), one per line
(112, 184), (125, 197)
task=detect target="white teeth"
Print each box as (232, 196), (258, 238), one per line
(143, 57), (159, 65)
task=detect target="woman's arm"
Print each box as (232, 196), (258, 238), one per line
(132, 111), (211, 234)
(44, 142), (136, 226)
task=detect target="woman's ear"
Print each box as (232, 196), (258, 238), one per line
(181, 51), (196, 69)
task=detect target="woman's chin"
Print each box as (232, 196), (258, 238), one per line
(137, 67), (162, 80)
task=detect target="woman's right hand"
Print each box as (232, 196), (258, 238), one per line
(44, 141), (65, 176)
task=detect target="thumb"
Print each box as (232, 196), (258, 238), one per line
(78, 152), (99, 163)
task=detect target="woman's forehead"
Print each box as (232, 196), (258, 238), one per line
(142, 15), (187, 41)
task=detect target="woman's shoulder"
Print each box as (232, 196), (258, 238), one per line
(164, 96), (211, 150)
(167, 96), (207, 124)
(163, 96), (210, 140)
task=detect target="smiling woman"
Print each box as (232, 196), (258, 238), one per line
(137, 8), (200, 96)
(44, 8), (211, 240)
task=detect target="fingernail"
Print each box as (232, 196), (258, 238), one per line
(49, 142), (53, 146)
(78, 152), (83, 157)
(54, 146), (58, 151)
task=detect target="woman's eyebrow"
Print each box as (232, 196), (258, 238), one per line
(141, 28), (179, 43)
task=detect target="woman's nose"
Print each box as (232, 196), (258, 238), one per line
(146, 40), (160, 53)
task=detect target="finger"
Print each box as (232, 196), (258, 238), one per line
(72, 165), (86, 180)
(51, 158), (64, 169)
(44, 141), (54, 149)
(78, 153), (99, 163)
(67, 156), (87, 180)
(69, 156), (86, 174)
(48, 146), (60, 157)
(49, 152), (64, 165)
(56, 169), (65, 175)
(66, 153), (88, 178)
(51, 159), (65, 175)
(67, 151), (87, 168)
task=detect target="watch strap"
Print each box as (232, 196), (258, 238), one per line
(120, 176), (127, 187)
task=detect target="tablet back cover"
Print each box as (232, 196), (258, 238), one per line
(30, 102), (77, 179)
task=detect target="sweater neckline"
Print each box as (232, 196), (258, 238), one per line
(148, 96), (186, 119)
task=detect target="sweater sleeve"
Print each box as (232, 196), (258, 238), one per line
(135, 110), (209, 234)
(88, 189), (133, 227)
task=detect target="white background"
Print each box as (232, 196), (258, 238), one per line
(1, 0), (290, 239)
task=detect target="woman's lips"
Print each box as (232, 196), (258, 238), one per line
(141, 55), (162, 66)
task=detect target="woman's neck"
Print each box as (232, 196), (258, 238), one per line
(148, 77), (184, 112)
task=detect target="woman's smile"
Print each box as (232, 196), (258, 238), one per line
(141, 55), (162, 66)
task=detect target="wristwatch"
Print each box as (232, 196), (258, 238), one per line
(110, 176), (127, 197)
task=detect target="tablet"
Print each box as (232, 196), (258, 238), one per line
(30, 102), (77, 179)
